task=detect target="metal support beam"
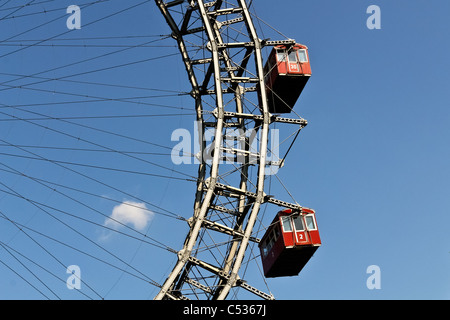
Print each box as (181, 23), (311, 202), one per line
(153, 0), (310, 301)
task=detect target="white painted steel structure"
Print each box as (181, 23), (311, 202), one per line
(154, 0), (309, 300)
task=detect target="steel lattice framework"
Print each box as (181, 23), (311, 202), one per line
(154, 0), (309, 300)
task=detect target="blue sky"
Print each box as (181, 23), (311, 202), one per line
(269, 0), (450, 299)
(0, 0), (448, 300)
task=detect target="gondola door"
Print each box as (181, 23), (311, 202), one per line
(287, 49), (300, 73)
(292, 215), (309, 245)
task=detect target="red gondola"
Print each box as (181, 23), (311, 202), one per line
(259, 208), (321, 278)
(263, 43), (311, 113)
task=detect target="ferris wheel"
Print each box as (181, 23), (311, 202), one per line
(0, 0), (319, 300)
(153, 0), (319, 300)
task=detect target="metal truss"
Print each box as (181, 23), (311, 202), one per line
(153, 0), (308, 300)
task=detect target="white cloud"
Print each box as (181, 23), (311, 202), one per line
(104, 201), (153, 232)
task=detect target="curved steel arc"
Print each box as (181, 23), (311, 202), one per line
(153, 0), (282, 300)
(154, 0), (224, 301)
(214, 0), (270, 300)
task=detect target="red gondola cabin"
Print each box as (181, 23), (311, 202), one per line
(259, 208), (321, 278)
(263, 43), (311, 113)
